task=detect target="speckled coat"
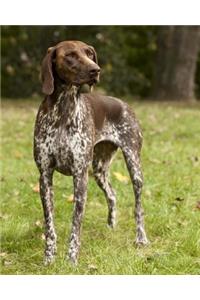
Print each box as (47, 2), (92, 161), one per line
(34, 41), (148, 265)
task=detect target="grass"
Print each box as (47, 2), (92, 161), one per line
(1, 97), (200, 275)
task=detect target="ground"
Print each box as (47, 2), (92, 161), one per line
(1, 98), (200, 275)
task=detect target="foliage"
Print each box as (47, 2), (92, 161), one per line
(1, 98), (200, 274)
(2, 26), (158, 98)
(2, 26), (200, 99)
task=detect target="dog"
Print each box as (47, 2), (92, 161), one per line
(34, 40), (149, 265)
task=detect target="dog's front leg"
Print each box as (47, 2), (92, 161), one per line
(39, 169), (57, 265)
(68, 169), (88, 265)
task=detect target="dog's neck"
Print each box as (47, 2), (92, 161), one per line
(51, 78), (82, 126)
(52, 76), (80, 99)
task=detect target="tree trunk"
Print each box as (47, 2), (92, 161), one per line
(153, 26), (200, 101)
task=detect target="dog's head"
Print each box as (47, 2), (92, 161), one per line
(41, 40), (100, 95)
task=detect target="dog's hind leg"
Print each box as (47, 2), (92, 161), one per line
(92, 141), (118, 228)
(121, 142), (149, 245)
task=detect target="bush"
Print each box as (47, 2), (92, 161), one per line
(2, 26), (200, 99)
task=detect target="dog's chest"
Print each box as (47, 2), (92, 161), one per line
(35, 91), (94, 174)
(55, 120), (93, 173)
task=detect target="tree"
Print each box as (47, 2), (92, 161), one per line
(2, 26), (200, 100)
(153, 26), (200, 101)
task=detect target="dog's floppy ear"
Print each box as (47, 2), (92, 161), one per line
(41, 46), (56, 95)
(89, 46), (98, 65)
(88, 46), (99, 93)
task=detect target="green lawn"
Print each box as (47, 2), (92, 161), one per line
(1, 98), (200, 275)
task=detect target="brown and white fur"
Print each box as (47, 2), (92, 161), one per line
(34, 40), (149, 265)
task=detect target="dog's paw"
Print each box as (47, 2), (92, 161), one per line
(68, 247), (79, 266)
(67, 254), (78, 267)
(107, 212), (116, 229)
(136, 237), (150, 247)
(107, 219), (116, 229)
(135, 231), (149, 246)
(44, 255), (55, 266)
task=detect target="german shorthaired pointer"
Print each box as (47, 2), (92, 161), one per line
(34, 40), (149, 265)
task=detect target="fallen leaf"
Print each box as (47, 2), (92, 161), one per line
(196, 201), (200, 210)
(188, 156), (199, 166)
(177, 220), (188, 227)
(189, 156), (199, 162)
(88, 264), (98, 271)
(32, 183), (40, 193)
(66, 194), (74, 203)
(0, 252), (7, 257)
(3, 260), (12, 266)
(14, 151), (23, 159)
(41, 234), (46, 240)
(13, 190), (19, 196)
(113, 172), (129, 183)
(35, 220), (42, 227)
(0, 213), (9, 220)
(171, 205), (177, 211)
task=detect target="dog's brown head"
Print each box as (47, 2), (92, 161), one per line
(41, 40), (100, 95)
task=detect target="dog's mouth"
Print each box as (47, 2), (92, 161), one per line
(73, 75), (99, 87)
(87, 76), (99, 85)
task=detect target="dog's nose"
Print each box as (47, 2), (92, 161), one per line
(89, 65), (100, 76)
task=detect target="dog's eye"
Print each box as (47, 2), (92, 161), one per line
(86, 50), (94, 59)
(65, 52), (77, 59)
